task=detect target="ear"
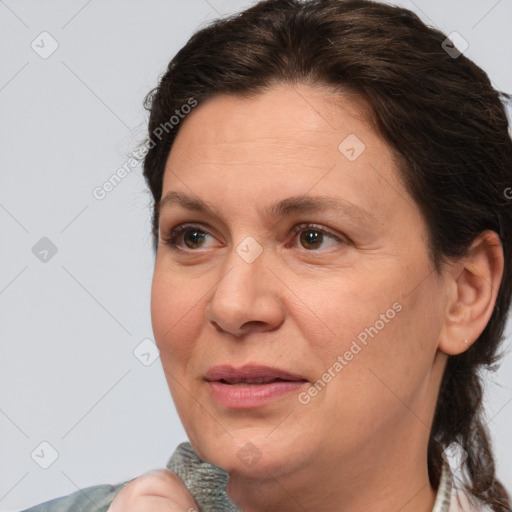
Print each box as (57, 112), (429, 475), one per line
(438, 230), (504, 356)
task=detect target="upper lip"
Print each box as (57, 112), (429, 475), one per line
(204, 365), (307, 384)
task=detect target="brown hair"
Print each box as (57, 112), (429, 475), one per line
(141, 0), (512, 509)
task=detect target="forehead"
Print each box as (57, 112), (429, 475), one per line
(161, 84), (414, 224)
(167, 84), (376, 162)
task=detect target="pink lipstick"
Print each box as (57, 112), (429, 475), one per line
(204, 364), (308, 409)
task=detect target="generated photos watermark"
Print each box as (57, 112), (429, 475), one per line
(298, 301), (403, 405)
(92, 98), (198, 201)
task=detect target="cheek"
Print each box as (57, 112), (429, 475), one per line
(293, 271), (402, 358)
(309, 303), (435, 449)
(331, 280), (443, 411)
(150, 262), (204, 365)
(299, 265), (439, 397)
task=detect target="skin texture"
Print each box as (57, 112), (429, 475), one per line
(147, 84), (503, 512)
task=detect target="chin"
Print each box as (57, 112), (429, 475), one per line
(191, 431), (299, 477)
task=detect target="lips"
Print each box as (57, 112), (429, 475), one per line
(204, 365), (308, 409)
(204, 365), (307, 384)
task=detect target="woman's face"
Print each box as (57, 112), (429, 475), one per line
(151, 84), (450, 483)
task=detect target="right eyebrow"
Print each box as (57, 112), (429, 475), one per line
(158, 191), (220, 217)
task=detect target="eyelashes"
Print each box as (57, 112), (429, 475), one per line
(160, 222), (349, 252)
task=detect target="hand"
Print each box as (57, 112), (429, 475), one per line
(107, 469), (199, 512)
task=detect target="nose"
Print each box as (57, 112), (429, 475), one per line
(205, 245), (285, 338)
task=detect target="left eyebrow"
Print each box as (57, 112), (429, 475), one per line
(263, 195), (378, 225)
(158, 191), (378, 225)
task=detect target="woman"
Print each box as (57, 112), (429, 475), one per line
(22, 0), (511, 511)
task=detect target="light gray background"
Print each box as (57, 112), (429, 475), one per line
(1, 1), (511, 511)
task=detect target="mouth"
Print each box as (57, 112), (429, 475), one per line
(217, 377), (301, 385)
(204, 364), (307, 384)
(204, 365), (308, 408)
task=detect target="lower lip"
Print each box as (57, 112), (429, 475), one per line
(207, 380), (307, 409)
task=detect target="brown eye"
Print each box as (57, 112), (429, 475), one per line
(290, 223), (346, 251)
(299, 229), (324, 250)
(182, 229), (207, 249)
(161, 224), (215, 250)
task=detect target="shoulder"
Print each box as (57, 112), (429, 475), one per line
(19, 481), (130, 512)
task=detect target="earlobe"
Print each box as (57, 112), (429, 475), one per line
(438, 230), (504, 356)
